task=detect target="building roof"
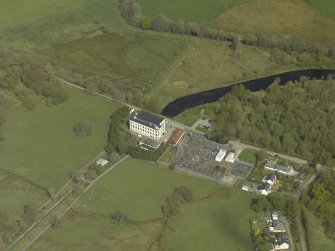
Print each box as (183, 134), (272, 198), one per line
(139, 137), (161, 150)
(258, 183), (271, 191)
(130, 111), (165, 130)
(215, 149), (226, 162)
(275, 233), (289, 245)
(265, 161), (293, 174)
(265, 173), (276, 182)
(167, 129), (185, 145)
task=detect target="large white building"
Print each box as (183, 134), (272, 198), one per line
(129, 111), (166, 140)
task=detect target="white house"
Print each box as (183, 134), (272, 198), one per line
(264, 161), (295, 176)
(262, 173), (277, 186)
(215, 149), (226, 162)
(129, 111), (166, 140)
(225, 152), (235, 163)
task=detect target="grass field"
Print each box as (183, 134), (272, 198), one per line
(139, 0), (246, 27)
(0, 87), (117, 189)
(217, 0), (335, 47)
(73, 158), (219, 219)
(152, 39), (300, 108)
(238, 149), (258, 165)
(0, 170), (47, 237)
(53, 32), (190, 81)
(308, 0), (335, 17)
(164, 191), (255, 251)
(32, 158), (255, 250)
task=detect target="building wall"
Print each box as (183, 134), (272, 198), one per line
(129, 120), (165, 140)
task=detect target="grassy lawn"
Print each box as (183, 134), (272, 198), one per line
(308, 0), (335, 17)
(139, 0), (247, 27)
(218, 0), (335, 47)
(164, 190), (255, 251)
(159, 146), (176, 165)
(73, 157), (220, 220)
(0, 87), (117, 189)
(32, 158), (255, 250)
(173, 102), (219, 126)
(238, 149), (258, 165)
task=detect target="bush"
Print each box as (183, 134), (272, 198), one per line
(73, 121), (92, 137)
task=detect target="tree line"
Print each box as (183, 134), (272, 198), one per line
(208, 76), (335, 166)
(0, 48), (68, 111)
(301, 170), (335, 239)
(118, 0), (335, 61)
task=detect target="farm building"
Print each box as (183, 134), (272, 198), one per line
(167, 128), (185, 146)
(129, 111), (166, 140)
(215, 149), (226, 162)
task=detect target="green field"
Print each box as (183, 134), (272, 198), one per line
(139, 0), (246, 27)
(0, 170), (47, 236)
(0, 87), (117, 189)
(309, 0), (335, 17)
(165, 191), (255, 251)
(74, 158), (219, 219)
(238, 149), (259, 165)
(32, 158), (255, 250)
(53, 32), (190, 81)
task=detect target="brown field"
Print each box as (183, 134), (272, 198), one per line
(217, 0), (335, 47)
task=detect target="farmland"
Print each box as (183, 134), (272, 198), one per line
(31, 158), (255, 251)
(309, 0), (335, 17)
(0, 87), (118, 189)
(217, 0), (335, 47)
(139, 0), (246, 27)
(0, 170), (47, 238)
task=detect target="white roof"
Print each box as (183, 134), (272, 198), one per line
(215, 149), (226, 162)
(96, 158), (108, 167)
(225, 152), (235, 163)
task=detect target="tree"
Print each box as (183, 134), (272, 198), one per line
(255, 150), (267, 166)
(21, 95), (35, 111)
(111, 211), (128, 224)
(73, 121), (92, 137)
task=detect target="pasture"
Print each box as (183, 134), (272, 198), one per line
(217, 0), (335, 47)
(0, 170), (47, 237)
(139, 0), (246, 27)
(31, 158), (255, 250)
(0, 87), (118, 189)
(308, 0), (335, 17)
(152, 39), (301, 108)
